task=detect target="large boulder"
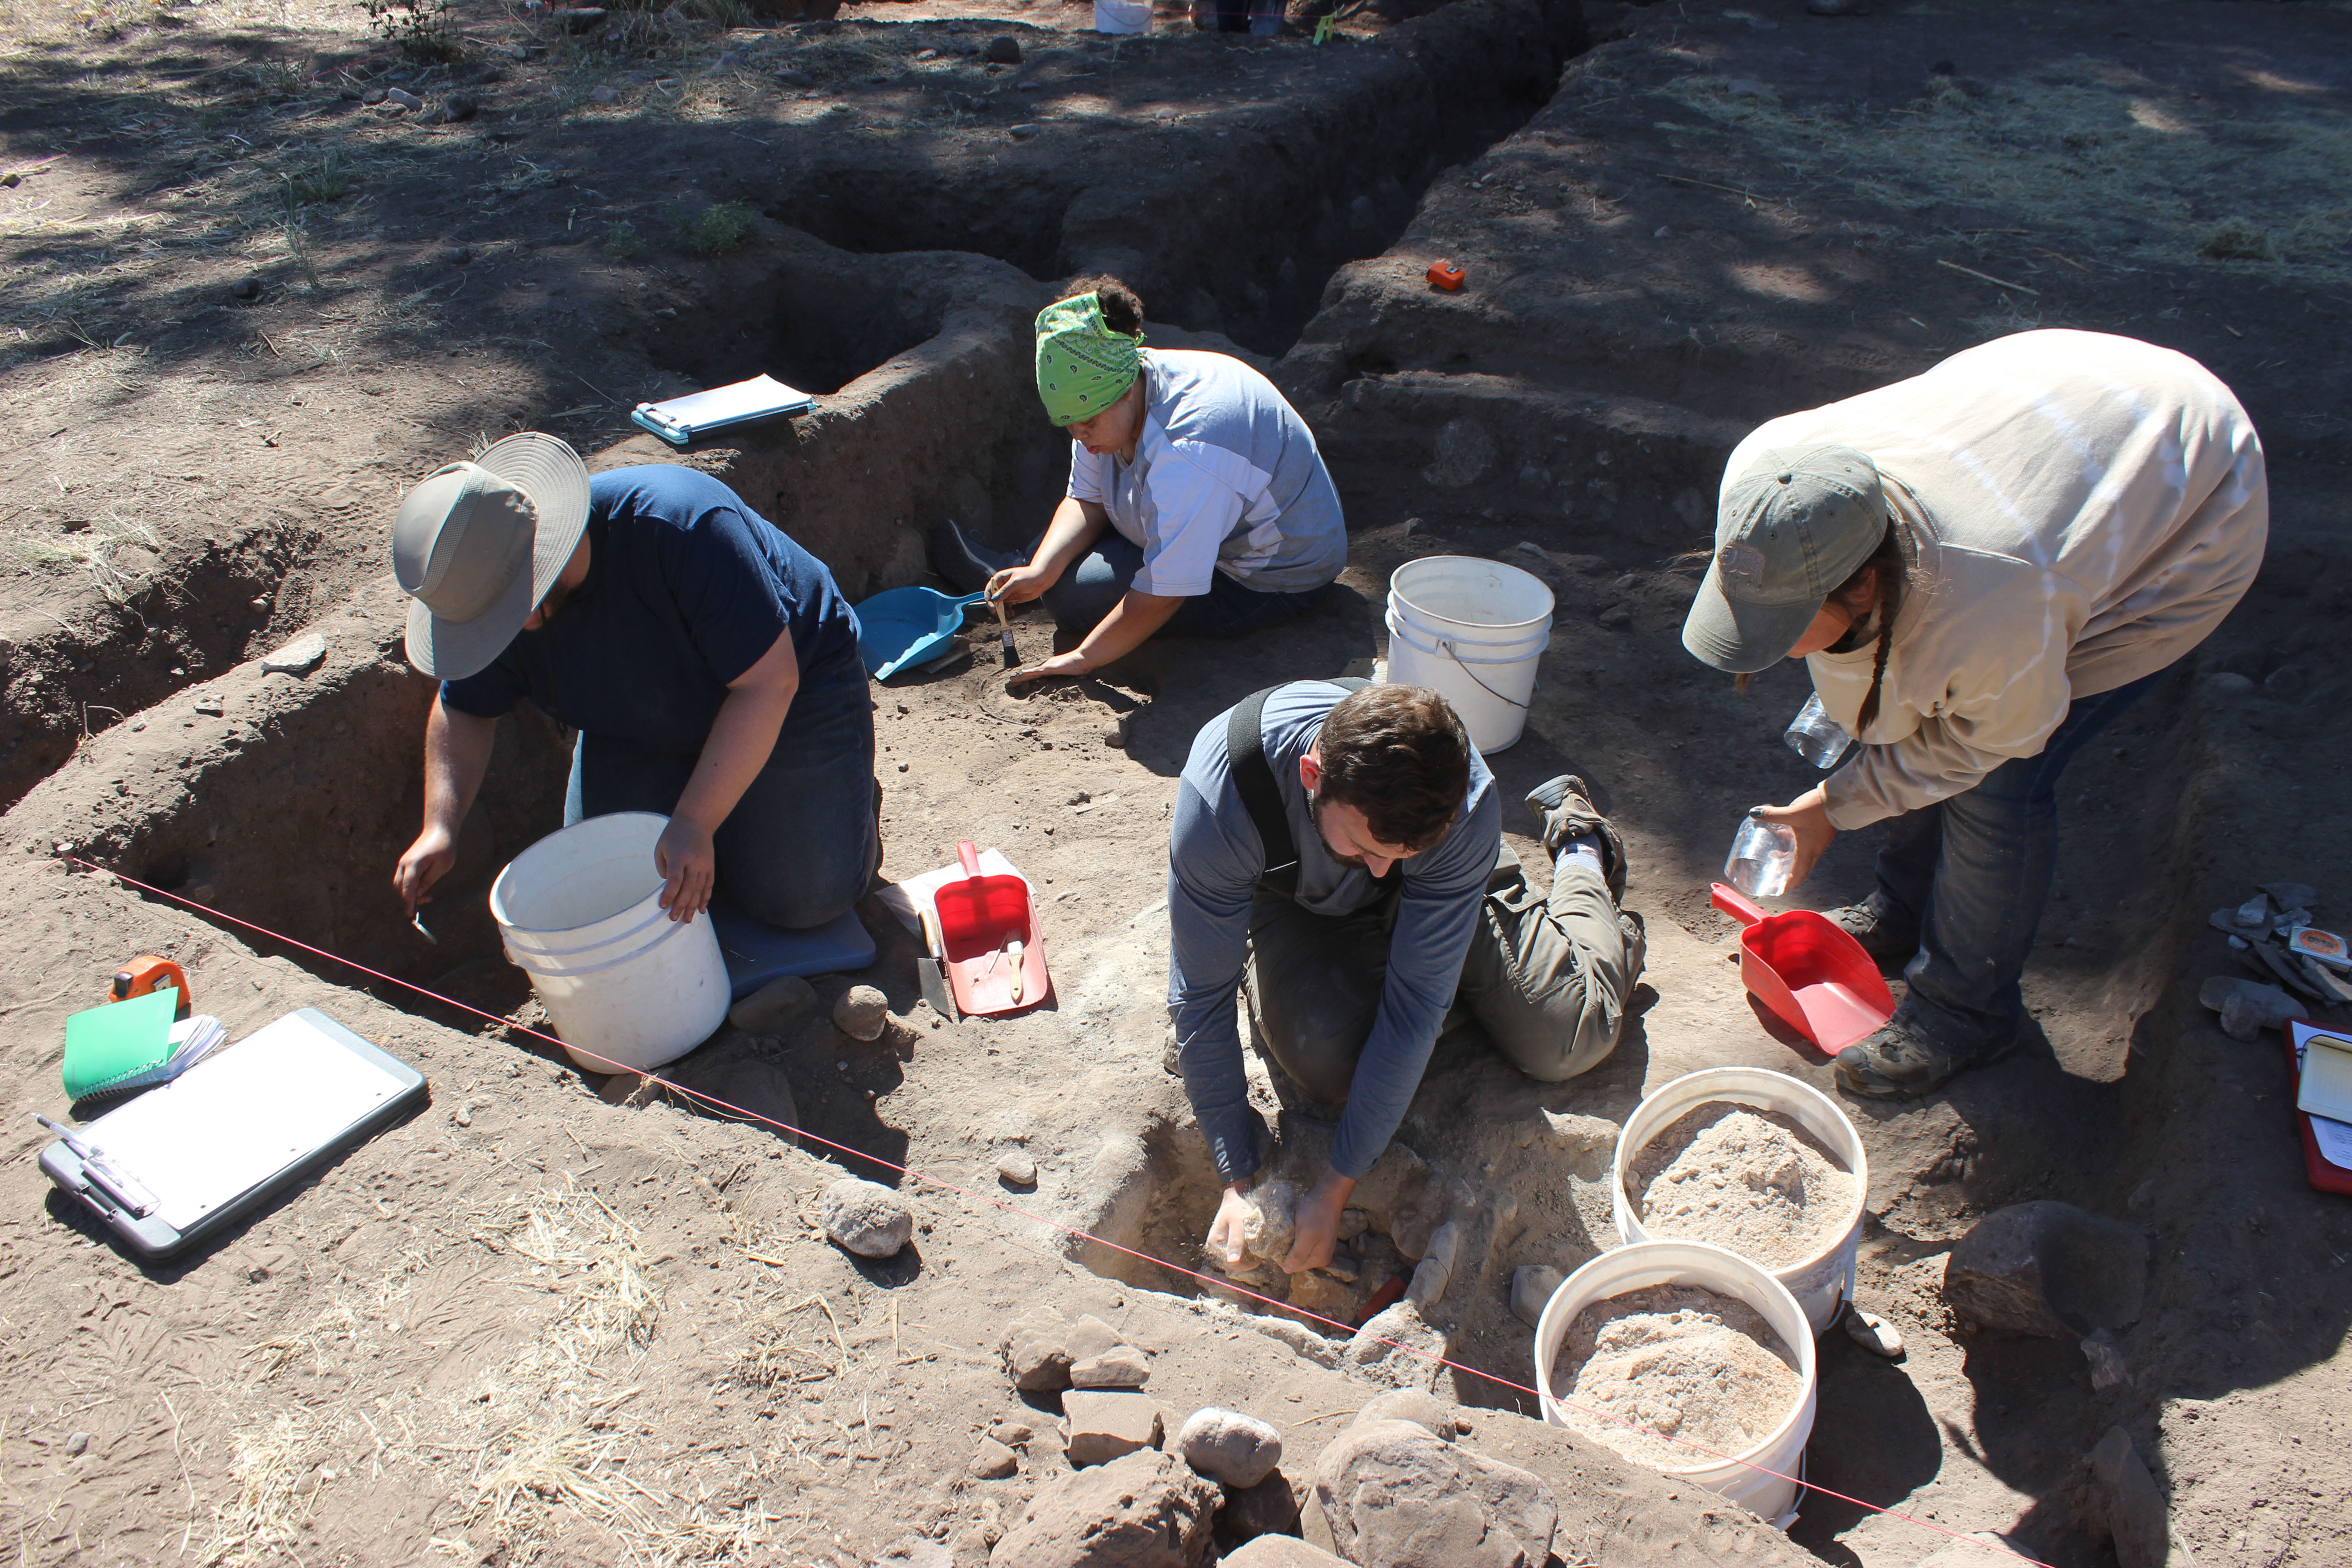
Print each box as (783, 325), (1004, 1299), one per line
(1304, 1418), (1558, 1568)
(990, 1448), (1220, 1567)
(1943, 1201), (2149, 1337)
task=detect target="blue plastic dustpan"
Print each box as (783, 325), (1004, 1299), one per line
(709, 904), (875, 999)
(854, 586), (987, 680)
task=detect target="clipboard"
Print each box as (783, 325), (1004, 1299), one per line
(630, 374), (813, 446)
(2285, 1018), (2352, 1198)
(37, 1008), (427, 1258)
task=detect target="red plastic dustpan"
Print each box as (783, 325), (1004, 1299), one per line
(1711, 882), (1894, 1054)
(933, 841), (1048, 1017)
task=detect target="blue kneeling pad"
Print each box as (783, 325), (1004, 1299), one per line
(708, 905), (876, 999)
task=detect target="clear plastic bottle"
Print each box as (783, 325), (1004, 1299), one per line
(1725, 813), (1797, 900)
(1783, 692), (1852, 769)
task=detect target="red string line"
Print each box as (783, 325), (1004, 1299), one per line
(59, 854), (2050, 1566)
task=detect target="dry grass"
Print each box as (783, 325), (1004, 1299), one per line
(1, 509), (164, 603)
(1658, 59), (2352, 282)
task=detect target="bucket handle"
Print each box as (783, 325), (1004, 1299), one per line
(1444, 640), (1533, 711)
(1384, 610), (1549, 662)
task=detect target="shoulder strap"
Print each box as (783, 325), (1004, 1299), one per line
(1226, 678), (1373, 893)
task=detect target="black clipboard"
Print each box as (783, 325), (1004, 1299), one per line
(38, 1008), (426, 1259)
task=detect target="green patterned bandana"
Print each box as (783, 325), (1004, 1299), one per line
(1034, 294), (1142, 426)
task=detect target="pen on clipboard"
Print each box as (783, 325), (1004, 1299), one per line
(32, 1112), (158, 1217)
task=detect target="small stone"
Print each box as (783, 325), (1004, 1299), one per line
(776, 68), (814, 86)
(984, 35), (1021, 63)
(1306, 1419), (1556, 1567)
(1002, 1308), (1075, 1391)
(1943, 1200), (2149, 1337)
(715, 51), (742, 70)
(385, 87), (423, 109)
(2087, 1426), (2180, 1568)
(819, 1177), (912, 1258)
(360, 86), (387, 105)
(1176, 1406), (1282, 1489)
(969, 1437), (1019, 1479)
(2264, 881), (2320, 912)
(1597, 603), (1633, 628)
(996, 1150), (1038, 1187)
(1402, 517), (1428, 534)
(1069, 1344), (1150, 1389)
(1343, 1300), (1450, 1392)
(1352, 1387), (1455, 1439)
(1336, 1207), (1370, 1242)
(833, 984), (888, 1041)
(229, 278), (262, 301)
(1509, 1264), (1563, 1329)
(416, 107), (450, 126)
(1218, 1470), (1305, 1546)
(443, 93), (478, 122)
(991, 1448), (1217, 1564)
(441, 245), (473, 265)
(1404, 1219), (1461, 1308)
(0, 172), (19, 188)
(730, 974), (818, 1034)
(872, 1539), (952, 1568)
(260, 633), (326, 676)
(587, 85), (620, 103)
(2081, 1328), (2127, 1390)
(1843, 1307), (1904, 1358)
(1061, 1391), (1166, 1468)
(451, 1106), (472, 1128)
(2200, 975), (2300, 1039)
(990, 1421), (1034, 1446)
(1421, 417), (1497, 489)
(64, 1432), (89, 1456)
(1009, 123), (1040, 140)
(1515, 540), (1545, 557)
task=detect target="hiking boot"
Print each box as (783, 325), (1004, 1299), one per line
(927, 518), (1019, 596)
(1526, 774), (1628, 904)
(1833, 1015), (2012, 1100)
(1826, 888), (1919, 969)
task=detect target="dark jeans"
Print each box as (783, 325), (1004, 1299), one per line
(563, 649), (878, 930)
(1037, 530), (1328, 641)
(1872, 663), (2174, 1059)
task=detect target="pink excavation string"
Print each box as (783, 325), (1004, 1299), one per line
(59, 853), (2049, 1566)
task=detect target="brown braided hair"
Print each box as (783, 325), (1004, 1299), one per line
(1834, 525), (1910, 735)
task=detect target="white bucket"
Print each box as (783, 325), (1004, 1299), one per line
(1535, 1240), (1818, 1528)
(1611, 1067), (1869, 1333)
(490, 811), (731, 1076)
(1383, 556), (1553, 754)
(1094, 0), (1151, 32)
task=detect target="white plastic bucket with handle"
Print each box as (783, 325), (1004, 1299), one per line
(1383, 555), (1553, 753)
(1535, 1240), (1818, 1528)
(1093, 0), (1151, 32)
(1611, 1067), (1869, 1333)
(490, 811), (730, 1076)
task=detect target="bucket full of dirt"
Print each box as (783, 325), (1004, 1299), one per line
(1611, 1067), (1867, 1333)
(1534, 1240), (1816, 1527)
(1383, 556), (1553, 753)
(490, 811), (731, 1076)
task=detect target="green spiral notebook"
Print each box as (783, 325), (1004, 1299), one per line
(61, 990), (221, 1102)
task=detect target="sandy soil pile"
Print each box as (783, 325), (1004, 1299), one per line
(1551, 1283), (1800, 1472)
(1628, 1103), (1856, 1269)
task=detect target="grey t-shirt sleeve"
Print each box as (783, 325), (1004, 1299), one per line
(1166, 769), (1264, 1185)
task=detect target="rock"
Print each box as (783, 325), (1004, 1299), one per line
(2263, 881), (2320, 912)
(1225, 1180), (1296, 1272)
(970, 1437), (1019, 1479)
(64, 1432), (88, 1456)
(1534, 1109), (1617, 1167)
(443, 93), (478, 122)
(819, 1178), (912, 1258)
(2081, 1328), (2128, 1391)
(730, 974), (818, 1034)
(1343, 1300), (1450, 1392)
(984, 34), (1021, 63)
(777, 68), (814, 86)
(991, 1448), (1218, 1566)
(1063, 1314), (1123, 1361)
(2199, 975), (2298, 1039)
(587, 85), (619, 103)
(385, 87), (423, 109)
(1283, 1269), (1362, 1328)
(1222, 1538), (1342, 1566)
(1353, 1387), (1455, 1439)
(230, 278), (262, 301)
(1404, 1218), (1462, 1307)
(1009, 123), (1041, 140)
(997, 1150), (1038, 1187)
(1306, 1419), (1557, 1568)
(832, 984), (889, 1040)
(1335, 1207), (1369, 1242)
(1943, 1201), (2149, 1337)
(1236, 1312), (1342, 1368)
(416, 107), (451, 126)
(1510, 1264), (1563, 1329)
(1219, 1468), (1302, 1543)
(260, 633), (326, 676)
(1597, 603), (1633, 628)
(871, 1539), (952, 1568)
(665, 1030), (798, 1142)
(1843, 1307), (1904, 1358)
(2087, 1426), (2182, 1568)
(1421, 418), (1497, 488)
(440, 245), (473, 265)
(1061, 1391), (1167, 1468)
(360, 86), (387, 104)
(1176, 1407), (1282, 1489)
(1070, 1344), (1151, 1389)
(1002, 1307), (1075, 1391)
(194, 699), (225, 716)
(715, 50), (742, 70)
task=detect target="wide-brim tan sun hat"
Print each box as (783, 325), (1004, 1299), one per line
(392, 432), (591, 680)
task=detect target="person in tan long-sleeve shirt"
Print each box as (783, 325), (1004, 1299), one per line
(1681, 329), (2267, 1098)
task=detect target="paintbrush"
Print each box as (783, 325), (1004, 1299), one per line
(989, 587), (1017, 668)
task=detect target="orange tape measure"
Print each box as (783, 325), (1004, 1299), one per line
(109, 955), (191, 1015)
(1426, 260), (1465, 292)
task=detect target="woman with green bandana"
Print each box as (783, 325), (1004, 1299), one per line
(930, 276), (1348, 685)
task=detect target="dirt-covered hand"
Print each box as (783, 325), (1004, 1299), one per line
(1205, 1182), (1255, 1270)
(1006, 651), (1091, 687)
(987, 563), (1057, 607)
(394, 824), (457, 915)
(654, 813), (717, 923)
(1754, 784), (1836, 890)
(1282, 1171), (1357, 1275)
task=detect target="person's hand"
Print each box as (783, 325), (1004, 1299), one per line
(987, 562), (1058, 608)
(394, 823), (457, 916)
(1753, 784), (1836, 891)
(1006, 650), (1092, 687)
(1205, 1182), (1256, 1271)
(1283, 1170), (1358, 1275)
(654, 813), (717, 923)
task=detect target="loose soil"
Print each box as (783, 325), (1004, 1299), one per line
(1629, 1103), (1855, 1271)
(3, 0), (2351, 1565)
(1552, 1282), (1799, 1474)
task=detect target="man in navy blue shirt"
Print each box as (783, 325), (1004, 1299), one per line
(388, 434), (875, 932)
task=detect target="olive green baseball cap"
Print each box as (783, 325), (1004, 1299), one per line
(1681, 444), (1887, 674)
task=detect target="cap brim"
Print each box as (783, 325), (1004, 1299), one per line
(1681, 559), (1821, 676)
(404, 550), (539, 681)
(475, 431), (592, 602)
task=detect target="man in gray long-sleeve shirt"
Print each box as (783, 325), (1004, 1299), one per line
(1168, 681), (1648, 1276)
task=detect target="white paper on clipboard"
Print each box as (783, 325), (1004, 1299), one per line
(2288, 1020), (2352, 1171)
(72, 1012), (416, 1230)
